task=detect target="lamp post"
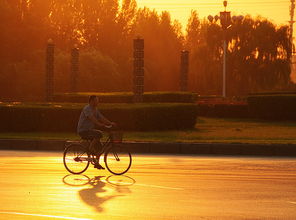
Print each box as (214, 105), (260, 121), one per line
(289, 0), (295, 64)
(220, 1), (231, 98)
(208, 1), (243, 97)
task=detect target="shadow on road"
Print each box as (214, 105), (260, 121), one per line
(62, 174), (135, 212)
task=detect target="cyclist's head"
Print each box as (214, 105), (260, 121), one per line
(89, 95), (99, 106)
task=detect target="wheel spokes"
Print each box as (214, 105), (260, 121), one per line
(113, 152), (120, 161)
(105, 146), (131, 175)
(64, 145), (90, 174)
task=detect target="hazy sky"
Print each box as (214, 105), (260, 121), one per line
(136, 0), (290, 28)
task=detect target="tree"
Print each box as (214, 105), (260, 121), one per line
(186, 14), (292, 96)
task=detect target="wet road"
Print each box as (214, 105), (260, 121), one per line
(0, 150), (295, 219)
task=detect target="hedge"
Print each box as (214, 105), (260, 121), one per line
(198, 95), (296, 120)
(247, 95), (296, 120)
(249, 91), (296, 96)
(53, 92), (198, 103)
(0, 102), (198, 132)
(197, 103), (249, 118)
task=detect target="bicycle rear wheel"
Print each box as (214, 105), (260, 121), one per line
(104, 145), (132, 175)
(63, 144), (90, 174)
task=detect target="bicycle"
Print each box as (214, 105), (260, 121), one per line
(63, 131), (132, 175)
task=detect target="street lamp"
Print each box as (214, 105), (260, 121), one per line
(208, 1), (243, 97)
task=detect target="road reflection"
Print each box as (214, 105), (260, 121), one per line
(62, 174), (90, 186)
(62, 174), (135, 212)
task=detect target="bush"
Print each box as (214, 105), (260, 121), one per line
(143, 92), (197, 103)
(247, 95), (296, 120)
(249, 91), (296, 96)
(53, 92), (198, 103)
(53, 92), (132, 103)
(197, 103), (249, 118)
(0, 102), (198, 132)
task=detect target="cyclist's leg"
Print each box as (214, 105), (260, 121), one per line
(87, 129), (105, 169)
(88, 129), (103, 154)
(78, 130), (103, 156)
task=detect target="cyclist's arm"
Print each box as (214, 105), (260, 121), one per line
(97, 111), (114, 126)
(83, 106), (107, 127)
(87, 114), (106, 127)
(98, 114), (112, 126)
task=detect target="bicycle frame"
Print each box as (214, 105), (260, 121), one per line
(65, 132), (120, 164)
(63, 131), (131, 175)
(89, 133), (117, 163)
(98, 135), (113, 156)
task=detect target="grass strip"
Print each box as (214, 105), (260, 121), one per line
(0, 117), (295, 144)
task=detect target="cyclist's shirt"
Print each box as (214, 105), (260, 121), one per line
(77, 104), (103, 133)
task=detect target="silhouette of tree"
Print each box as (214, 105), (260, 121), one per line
(0, 1), (293, 100)
(186, 13), (292, 96)
(132, 8), (182, 91)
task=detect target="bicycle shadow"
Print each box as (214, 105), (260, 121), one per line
(62, 174), (135, 212)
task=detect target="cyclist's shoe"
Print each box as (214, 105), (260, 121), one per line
(94, 163), (105, 170)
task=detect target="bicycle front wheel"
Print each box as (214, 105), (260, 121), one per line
(63, 144), (90, 174)
(104, 145), (132, 175)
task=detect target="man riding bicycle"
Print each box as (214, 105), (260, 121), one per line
(77, 95), (116, 170)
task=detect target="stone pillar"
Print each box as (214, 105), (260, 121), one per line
(71, 45), (79, 93)
(133, 38), (144, 102)
(180, 50), (189, 91)
(46, 39), (54, 102)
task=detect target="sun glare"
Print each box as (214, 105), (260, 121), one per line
(136, 0), (289, 28)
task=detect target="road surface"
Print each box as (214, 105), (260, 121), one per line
(0, 150), (295, 219)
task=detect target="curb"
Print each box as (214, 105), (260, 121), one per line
(0, 139), (296, 157)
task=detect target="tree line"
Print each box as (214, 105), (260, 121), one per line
(0, 0), (293, 101)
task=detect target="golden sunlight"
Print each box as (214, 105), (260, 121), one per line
(136, 0), (289, 27)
